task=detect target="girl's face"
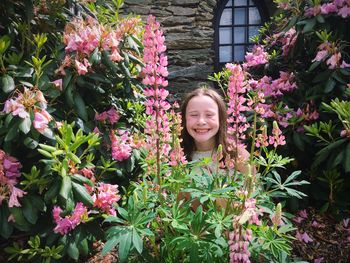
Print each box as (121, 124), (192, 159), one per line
(185, 95), (220, 151)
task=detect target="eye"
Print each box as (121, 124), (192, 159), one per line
(206, 113), (214, 117)
(189, 113), (198, 117)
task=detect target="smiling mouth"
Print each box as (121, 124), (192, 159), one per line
(194, 129), (210, 134)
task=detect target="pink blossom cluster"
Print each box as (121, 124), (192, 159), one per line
(57, 16), (141, 76)
(293, 209), (308, 224)
(268, 121), (286, 148)
(142, 15), (172, 164)
(2, 87), (53, 134)
(244, 198), (262, 225)
(271, 27), (297, 57)
(276, 0), (290, 10)
(294, 102), (319, 133)
(295, 230), (313, 243)
(228, 227), (253, 263)
(312, 41), (350, 69)
(0, 150), (26, 208)
(304, 0), (350, 18)
(109, 129), (132, 162)
(263, 71), (297, 98)
(225, 63), (251, 147)
(244, 45), (268, 68)
(95, 108), (120, 125)
(169, 108), (187, 166)
(53, 202), (88, 235)
(92, 183), (120, 215)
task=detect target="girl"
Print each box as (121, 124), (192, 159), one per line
(181, 86), (250, 174)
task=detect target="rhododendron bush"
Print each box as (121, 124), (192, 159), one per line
(215, 0), (350, 214)
(0, 0), (310, 262)
(0, 0), (145, 261)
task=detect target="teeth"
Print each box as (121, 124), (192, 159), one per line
(195, 129), (209, 133)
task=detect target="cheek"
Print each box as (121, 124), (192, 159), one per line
(186, 117), (195, 128)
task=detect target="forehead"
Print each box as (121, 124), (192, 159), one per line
(186, 95), (218, 112)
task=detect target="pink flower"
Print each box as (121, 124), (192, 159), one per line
(51, 79), (63, 91)
(93, 183), (120, 215)
(110, 48), (123, 62)
(53, 202), (88, 235)
(314, 258), (324, 263)
(3, 99), (29, 119)
(110, 130), (132, 161)
(106, 108), (120, 124)
(312, 50), (328, 62)
(268, 121), (286, 147)
(296, 230), (313, 243)
(326, 52), (341, 69)
(338, 6), (350, 18)
(142, 15), (172, 167)
(0, 150), (25, 207)
(33, 109), (52, 134)
(8, 186), (26, 207)
(75, 59), (88, 75)
(298, 209), (308, 219)
(244, 45), (268, 67)
(320, 3), (338, 14)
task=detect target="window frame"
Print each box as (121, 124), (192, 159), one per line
(213, 0), (269, 71)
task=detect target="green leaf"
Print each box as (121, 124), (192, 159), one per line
(19, 117), (31, 134)
(72, 182), (94, 206)
(9, 207), (31, 231)
(344, 143), (350, 173)
(22, 197), (38, 224)
(303, 18), (316, 33)
(5, 119), (20, 142)
(72, 174), (94, 187)
(119, 232), (132, 262)
(102, 236), (120, 255)
(1, 74), (15, 93)
(324, 78), (336, 93)
(308, 61), (321, 72)
(0, 35), (11, 54)
(67, 240), (79, 261)
(0, 206), (13, 238)
(74, 92), (88, 121)
(23, 137), (38, 149)
(59, 175), (72, 201)
(65, 83), (74, 107)
(44, 183), (60, 203)
(132, 228), (143, 254)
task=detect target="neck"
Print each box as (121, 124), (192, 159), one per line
(195, 141), (215, 152)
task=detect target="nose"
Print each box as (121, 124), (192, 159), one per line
(198, 115), (206, 125)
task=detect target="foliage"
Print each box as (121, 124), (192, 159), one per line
(231, 0), (350, 213)
(0, 1), (311, 262)
(0, 0), (146, 261)
(100, 17), (308, 262)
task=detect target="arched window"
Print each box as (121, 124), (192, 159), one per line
(214, 0), (269, 70)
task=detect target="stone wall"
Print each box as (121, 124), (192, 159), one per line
(121, 0), (275, 98)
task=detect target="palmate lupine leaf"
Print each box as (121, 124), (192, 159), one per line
(265, 170), (309, 199)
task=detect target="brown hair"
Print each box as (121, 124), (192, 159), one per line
(180, 86), (229, 161)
